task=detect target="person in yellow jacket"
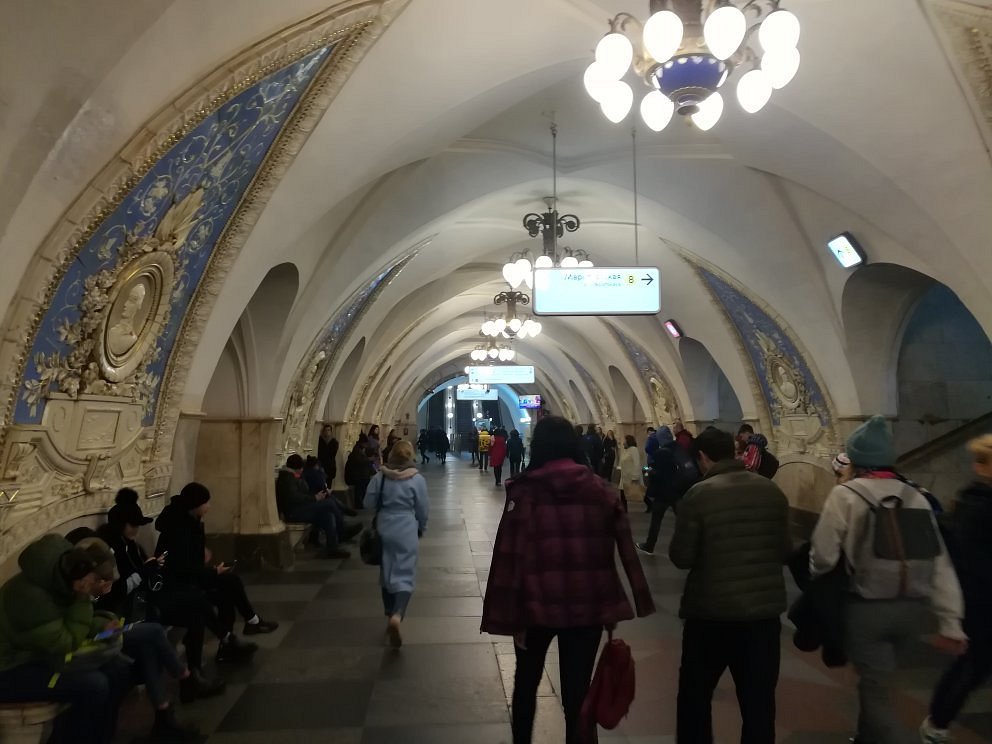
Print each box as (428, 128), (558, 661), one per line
(478, 428), (492, 472)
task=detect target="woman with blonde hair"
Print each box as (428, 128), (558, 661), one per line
(365, 439), (429, 648)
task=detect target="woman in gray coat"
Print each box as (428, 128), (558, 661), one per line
(365, 440), (429, 647)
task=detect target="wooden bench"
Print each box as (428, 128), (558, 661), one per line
(284, 522), (313, 549)
(0, 703), (65, 744)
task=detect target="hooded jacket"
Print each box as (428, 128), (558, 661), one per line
(950, 480), (992, 623)
(317, 434), (339, 480)
(481, 459), (655, 635)
(276, 467), (315, 517)
(0, 535), (105, 671)
(670, 459), (792, 621)
(490, 434), (508, 468)
(154, 500), (213, 587)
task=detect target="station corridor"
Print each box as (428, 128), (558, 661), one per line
(106, 458), (992, 744)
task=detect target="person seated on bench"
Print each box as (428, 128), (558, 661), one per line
(64, 528), (201, 741)
(278, 454), (362, 559)
(0, 535), (133, 744)
(155, 484), (278, 662)
(302, 455), (358, 516)
(95, 490), (228, 705)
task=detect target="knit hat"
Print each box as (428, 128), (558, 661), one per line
(173, 482), (211, 511)
(75, 537), (118, 581)
(831, 452), (851, 475)
(108, 488), (152, 527)
(846, 415), (894, 468)
(656, 426), (674, 446)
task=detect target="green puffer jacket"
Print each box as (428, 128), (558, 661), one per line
(0, 534), (104, 671)
(669, 459), (792, 621)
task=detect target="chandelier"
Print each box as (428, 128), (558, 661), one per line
(480, 293), (542, 340)
(470, 336), (516, 363)
(583, 0), (800, 131)
(502, 123), (593, 290)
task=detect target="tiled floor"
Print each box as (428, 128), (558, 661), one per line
(118, 455), (992, 742)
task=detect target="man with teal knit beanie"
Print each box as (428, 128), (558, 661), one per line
(810, 415), (965, 744)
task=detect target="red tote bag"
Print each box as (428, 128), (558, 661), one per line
(579, 630), (636, 742)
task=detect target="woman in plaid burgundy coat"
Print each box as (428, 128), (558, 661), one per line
(481, 416), (655, 744)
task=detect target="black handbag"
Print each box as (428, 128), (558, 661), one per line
(359, 478), (385, 566)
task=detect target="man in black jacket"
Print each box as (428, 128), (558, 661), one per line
(317, 424), (339, 490)
(636, 426), (692, 555)
(277, 454), (360, 559)
(669, 428), (791, 744)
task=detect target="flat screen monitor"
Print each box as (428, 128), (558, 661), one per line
(519, 394), (541, 409)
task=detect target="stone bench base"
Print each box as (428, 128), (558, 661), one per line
(0, 702), (65, 744)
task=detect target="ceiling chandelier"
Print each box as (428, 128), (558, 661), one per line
(502, 123), (593, 290)
(583, 0), (800, 131)
(470, 336), (516, 363)
(480, 294), (542, 340)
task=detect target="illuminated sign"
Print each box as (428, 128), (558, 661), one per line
(533, 267), (660, 316)
(457, 387), (498, 401)
(467, 366), (535, 384)
(519, 394), (542, 409)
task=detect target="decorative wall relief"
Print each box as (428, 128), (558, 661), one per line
(607, 325), (683, 424)
(564, 354), (615, 423)
(0, 0), (411, 570)
(281, 253), (417, 455)
(691, 262), (836, 456)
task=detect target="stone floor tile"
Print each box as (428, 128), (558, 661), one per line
(216, 680), (374, 731)
(360, 723), (512, 744)
(279, 617), (392, 648)
(208, 728), (363, 744)
(377, 643), (500, 680)
(365, 676), (508, 726)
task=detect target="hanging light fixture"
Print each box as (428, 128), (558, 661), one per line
(470, 336), (516, 363)
(583, 1), (801, 131)
(502, 122), (593, 290)
(480, 293), (542, 340)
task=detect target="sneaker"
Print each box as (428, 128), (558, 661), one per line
(151, 706), (200, 741)
(322, 547), (351, 559)
(342, 522), (363, 542)
(920, 718), (951, 743)
(387, 615), (403, 649)
(179, 671), (226, 703)
(243, 618), (279, 635)
(635, 542), (654, 555)
(215, 635), (258, 664)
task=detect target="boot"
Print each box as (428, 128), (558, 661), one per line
(150, 706), (200, 741)
(215, 634), (258, 664)
(179, 670), (226, 703)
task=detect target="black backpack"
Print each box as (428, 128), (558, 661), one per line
(671, 446), (701, 496)
(757, 450), (780, 479)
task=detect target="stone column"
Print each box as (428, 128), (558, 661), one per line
(193, 417), (291, 569)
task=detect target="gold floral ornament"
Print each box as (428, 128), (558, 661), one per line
(22, 189), (204, 418)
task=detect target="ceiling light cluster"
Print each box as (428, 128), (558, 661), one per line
(470, 337), (516, 362)
(584, 1), (801, 131)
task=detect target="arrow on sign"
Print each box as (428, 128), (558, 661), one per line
(641, 274), (655, 286)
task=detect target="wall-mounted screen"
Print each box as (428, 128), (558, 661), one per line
(518, 394), (542, 409)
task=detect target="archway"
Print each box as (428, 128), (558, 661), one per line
(678, 337), (743, 432)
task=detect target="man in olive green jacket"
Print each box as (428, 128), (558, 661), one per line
(669, 427), (792, 744)
(0, 534), (131, 743)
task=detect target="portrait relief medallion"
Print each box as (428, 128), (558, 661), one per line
(96, 252), (175, 382)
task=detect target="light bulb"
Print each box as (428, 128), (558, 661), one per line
(509, 317), (523, 332)
(762, 47), (800, 89)
(503, 262), (520, 287)
(599, 81), (633, 124)
(447, 412), (454, 418)
(515, 257), (532, 275)
(464, 366), (470, 374)
(643, 10), (683, 63)
(578, 260), (594, 268)
(506, 350), (515, 361)
(736, 69), (773, 113)
(530, 321), (542, 337)
(488, 348), (499, 359)
(494, 318), (506, 334)
(691, 92), (724, 131)
(640, 90), (675, 132)
(759, 10), (800, 53)
(583, 62), (616, 104)
(703, 5), (746, 61)
(482, 320), (495, 336)
(561, 256), (579, 268)
(535, 254), (553, 269)
(595, 32), (634, 79)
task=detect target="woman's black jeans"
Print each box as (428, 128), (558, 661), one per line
(512, 625), (602, 744)
(930, 621), (992, 728)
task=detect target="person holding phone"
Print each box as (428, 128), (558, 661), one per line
(0, 535), (133, 744)
(155, 483), (278, 665)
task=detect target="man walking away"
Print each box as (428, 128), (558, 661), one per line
(810, 415), (965, 744)
(923, 434), (992, 743)
(670, 427), (792, 744)
(636, 426), (690, 555)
